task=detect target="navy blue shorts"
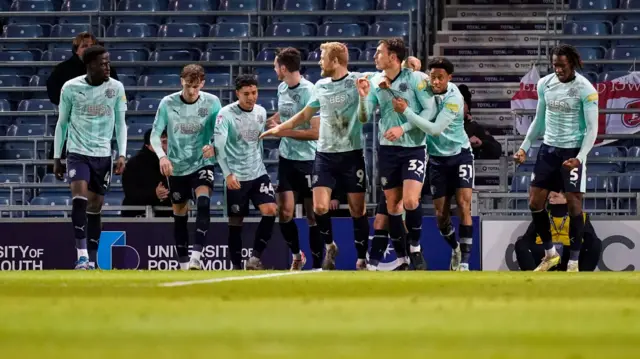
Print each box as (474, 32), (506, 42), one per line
(378, 145), (427, 190)
(226, 174), (276, 217)
(66, 152), (112, 196)
(277, 156), (314, 198)
(168, 166), (215, 204)
(428, 147), (474, 199)
(313, 150), (367, 193)
(531, 143), (585, 193)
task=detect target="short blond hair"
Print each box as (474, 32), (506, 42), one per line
(320, 42), (349, 66)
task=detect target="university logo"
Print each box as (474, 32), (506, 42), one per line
(97, 231), (140, 270)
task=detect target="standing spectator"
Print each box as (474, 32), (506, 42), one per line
(459, 84), (502, 159)
(121, 129), (172, 218)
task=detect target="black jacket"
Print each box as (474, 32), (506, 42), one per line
(121, 146), (172, 217)
(46, 53), (119, 105)
(464, 119), (502, 160)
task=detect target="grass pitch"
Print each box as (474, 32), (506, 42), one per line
(0, 271), (639, 359)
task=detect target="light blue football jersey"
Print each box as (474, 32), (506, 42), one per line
(277, 78), (316, 161)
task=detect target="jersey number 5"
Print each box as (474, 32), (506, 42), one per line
(569, 167), (579, 182)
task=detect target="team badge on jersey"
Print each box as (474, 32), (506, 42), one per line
(344, 79), (355, 88)
(198, 107), (209, 117)
(258, 114), (265, 124)
(105, 88), (116, 98)
(292, 93), (300, 103)
(567, 87), (579, 98)
(399, 83), (408, 92)
(417, 80), (427, 91)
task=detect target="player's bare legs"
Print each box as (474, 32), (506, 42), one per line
(69, 180), (91, 269)
(402, 179), (426, 269)
(85, 190), (104, 270)
(246, 202), (278, 270)
(455, 187), (473, 271)
(565, 192), (584, 272)
(434, 195), (455, 270)
(347, 192), (368, 270)
(304, 198), (322, 269)
(313, 186), (338, 270)
(529, 186), (559, 271)
(278, 191), (306, 270)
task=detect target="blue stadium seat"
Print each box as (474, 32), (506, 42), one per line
(158, 23), (203, 38)
(210, 191), (224, 216)
(127, 115), (155, 124)
(167, 0), (212, 24)
(563, 21), (611, 47)
(318, 23), (365, 38)
(128, 123), (153, 136)
(0, 99), (11, 112)
(134, 98), (162, 111)
(376, 0), (418, 21)
(208, 23), (253, 48)
(0, 51), (34, 61)
(617, 174), (640, 211)
(50, 23), (94, 37)
(138, 74), (181, 87)
(257, 97), (278, 112)
(256, 48), (277, 61)
(570, 0), (617, 21)
(626, 146), (640, 171)
(1, 143), (36, 159)
(107, 23), (155, 38)
(2, 24), (44, 38)
(206, 73), (231, 87)
(17, 99), (55, 112)
(110, 49), (149, 62)
(115, 0), (164, 23)
(612, 21), (640, 46)
(0, 173), (23, 184)
(29, 195), (69, 217)
(0, 75), (26, 87)
(265, 23), (317, 49)
(274, 0), (323, 23)
(28, 75), (42, 86)
(201, 49), (249, 61)
(217, 0), (263, 22)
(359, 47), (377, 61)
(368, 21), (409, 39)
(40, 173), (70, 194)
(149, 50), (196, 61)
(597, 70), (630, 82)
(8, 0), (55, 24)
(619, 0), (640, 20)
(255, 68), (279, 86)
(588, 146), (623, 172)
(575, 47), (604, 72)
(510, 174), (531, 192)
(303, 67), (321, 82)
(119, 75), (137, 87)
(6, 124), (47, 136)
(60, 0), (105, 23)
(42, 49), (74, 62)
(605, 47), (640, 71)
(324, 0), (373, 23)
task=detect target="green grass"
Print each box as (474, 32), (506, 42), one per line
(1, 271), (640, 358)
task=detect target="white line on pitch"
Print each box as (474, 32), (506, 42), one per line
(158, 269), (324, 287)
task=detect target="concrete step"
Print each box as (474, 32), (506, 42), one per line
(448, 55), (541, 74)
(445, 5), (559, 19)
(442, 16), (560, 31)
(450, 0), (558, 5)
(436, 31), (547, 45)
(434, 43), (545, 56)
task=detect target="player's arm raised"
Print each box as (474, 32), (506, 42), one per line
(515, 78), (547, 163)
(53, 83), (72, 180)
(399, 72), (433, 134)
(213, 112), (240, 189)
(276, 116), (320, 140)
(357, 77), (376, 124)
(259, 105), (317, 139)
(113, 84), (128, 174)
(574, 89), (599, 166)
(399, 86), (457, 136)
(151, 98), (172, 176)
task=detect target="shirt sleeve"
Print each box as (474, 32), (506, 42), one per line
(53, 83), (72, 159)
(150, 98), (169, 159)
(402, 72), (436, 132)
(213, 111), (232, 178)
(403, 89), (460, 136)
(519, 78), (547, 152)
(114, 83), (128, 156)
(207, 97), (222, 145)
(576, 84), (599, 164)
(306, 82), (321, 109)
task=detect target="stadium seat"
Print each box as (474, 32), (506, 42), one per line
(29, 195), (69, 217)
(0, 99), (11, 112)
(619, 0), (640, 20)
(588, 147), (623, 172)
(6, 124), (47, 136)
(257, 97), (278, 111)
(127, 115), (155, 125)
(0, 75), (26, 87)
(111, 49), (149, 62)
(60, 0), (105, 23)
(563, 21), (611, 47)
(376, 0), (418, 21)
(210, 191), (224, 216)
(42, 50), (74, 62)
(256, 48), (277, 61)
(116, 0), (165, 24)
(8, 0), (55, 24)
(206, 73), (232, 87)
(604, 47), (640, 71)
(617, 174), (640, 211)
(626, 146), (640, 171)
(137, 74), (182, 87)
(1, 143), (36, 159)
(40, 173), (70, 194)
(0, 51), (34, 61)
(273, 0), (323, 23)
(2, 24), (44, 38)
(265, 23), (317, 49)
(158, 23), (203, 39)
(50, 23), (94, 37)
(324, 0), (373, 23)
(570, 0), (617, 21)
(134, 98), (162, 111)
(201, 50), (249, 61)
(106, 23), (155, 38)
(318, 23), (365, 38)
(17, 99), (56, 112)
(612, 21), (640, 47)
(255, 68), (279, 86)
(510, 174), (531, 192)
(149, 50), (196, 62)
(166, 0), (212, 24)
(127, 123), (153, 136)
(218, 0), (263, 22)
(575, 47), (604, 72)
(303, 67), (321, 82)
(208, 23), (254, 48)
